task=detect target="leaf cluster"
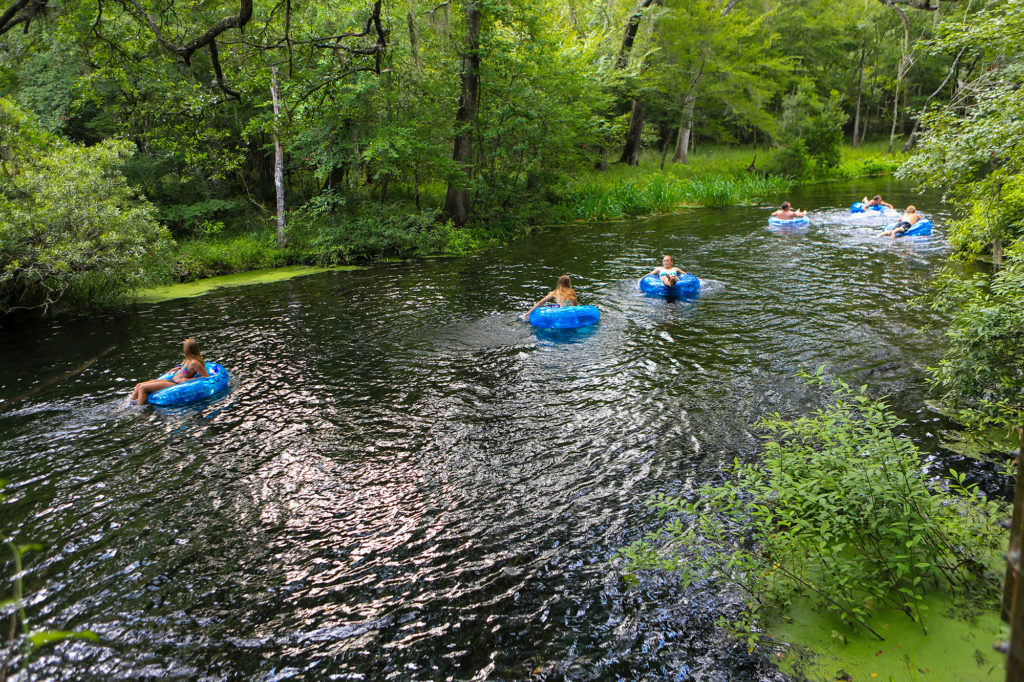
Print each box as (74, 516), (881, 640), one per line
(619, 372), (1006, 643)
(0, 97), (171, 314)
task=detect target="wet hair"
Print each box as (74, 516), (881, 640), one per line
(781, 201), (791, 210)
(556, 275), (577, 304)
(662, 254), (674, 265)
(873, 195), (882, 202)
(183, 338), (203, 363)
(906, 205), (916, 213)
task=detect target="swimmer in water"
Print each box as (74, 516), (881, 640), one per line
(878, 205), (922, 240)
(130, 337), (209, 405)
(523, 275), (578, 320)
(771, 201), (806, 220)
(862, 194), (895, 210)
(642, 254), (687, 287)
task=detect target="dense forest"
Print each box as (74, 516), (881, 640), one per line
(0, 0), (998, 312)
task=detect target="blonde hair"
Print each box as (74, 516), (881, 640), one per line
(183, 338), (203, 363)
(555, 275), (577, 304)
(906, 205), (916, 213)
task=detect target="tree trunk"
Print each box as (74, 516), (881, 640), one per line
(609, 0), (660, 168)
(887, 6), (912, 154)
(618, 99), (645, 166)
(616, 0), (659, 69)
(853, 47), (866, 147)
(672, 93), (697, 163)
(270, 67), (287, 247)
(443, 0), (481, 227)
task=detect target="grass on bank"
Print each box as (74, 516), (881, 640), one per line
(566, 141), (902, 221)
(160, 142), (902, 285)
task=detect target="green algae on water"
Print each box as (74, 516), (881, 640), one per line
(133, 265), (360, 303)
(771, 595), (1006, 681)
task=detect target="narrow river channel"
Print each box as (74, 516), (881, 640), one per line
(0, 179), (992, 679)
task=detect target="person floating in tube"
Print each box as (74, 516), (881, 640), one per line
(641, 254), (688, 288)
(523, 274), (577, 321)
(878, 205), (922, 240)
(862, 194), (894, 210)
(130, 337), (209, 405)
(771, 201), (806, 220)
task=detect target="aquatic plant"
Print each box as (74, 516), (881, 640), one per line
(618, 371), (1007, 644)
(1, 481), (98, 678)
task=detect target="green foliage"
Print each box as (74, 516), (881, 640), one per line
(619, 372), (1006, 642)
(899, 0), (1024, 441)
(1, 482), (99, 676)
(291, 202), (468, 265)
(768, 83), (848, 177)
(170, 232), (291, 281)
(926, 251), (1024, 446)
(569, 172), (791, 220)
(0, 98), (171, 314)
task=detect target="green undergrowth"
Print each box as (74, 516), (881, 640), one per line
(568, 173), (792, 220)
(151, 143), (901, 288)
(772, 593), (1004, 681)
(161, 215), (489, 284)
(619, 370), (1007, 662)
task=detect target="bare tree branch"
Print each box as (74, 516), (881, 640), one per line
(0, 0), (45, 36)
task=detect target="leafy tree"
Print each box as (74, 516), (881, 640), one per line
(899, 0), (1024, 446)
(0, 98), (170, 314)
(766, 81), (847, 177)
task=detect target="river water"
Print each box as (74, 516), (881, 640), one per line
(0, 179), (991, 679)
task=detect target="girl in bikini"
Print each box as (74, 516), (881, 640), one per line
(523, 275), (578, 320)
(642, 255), (687, 287)
(130, 338), (209, 405)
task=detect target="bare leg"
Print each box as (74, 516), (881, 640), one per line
(660, 274), (679, 286)
(135, 379), (175, 405)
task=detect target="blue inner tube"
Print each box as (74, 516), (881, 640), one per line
(884, 219), (933, 237)
(851, 202), (886, 213)
(768, 216), (809, 227)
(149, 362), (230, 406)
(529, 304), (600, 329)
(639, 273), (700, 296)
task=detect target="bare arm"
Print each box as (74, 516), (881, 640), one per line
(524, 291), (556, 319)
(640, 269), (659, 282)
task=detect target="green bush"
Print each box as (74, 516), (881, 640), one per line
(765, 139), (810, 179)
(0, 98), (171, 315)
(619, 371), (1006, 643)
(170, 232), (291, 281)
(769, 83), (848, 177)
(291, 201), (454, 265)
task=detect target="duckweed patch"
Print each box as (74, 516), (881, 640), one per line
(773, 594), (1004, 681)
(133, 265), (360, 303)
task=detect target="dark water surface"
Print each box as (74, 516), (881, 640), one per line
(0, 180), (981, 679)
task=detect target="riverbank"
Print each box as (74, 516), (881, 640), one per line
(159, 142), (901, 289)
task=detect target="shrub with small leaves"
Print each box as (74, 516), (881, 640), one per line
(619, 371), (1006, 643)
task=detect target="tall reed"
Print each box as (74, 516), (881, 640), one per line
(568, 172), (791, 221)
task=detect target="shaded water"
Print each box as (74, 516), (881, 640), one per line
(0, 179), (989, 679)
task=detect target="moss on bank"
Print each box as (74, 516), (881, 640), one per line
(133, 265), (359, 303)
